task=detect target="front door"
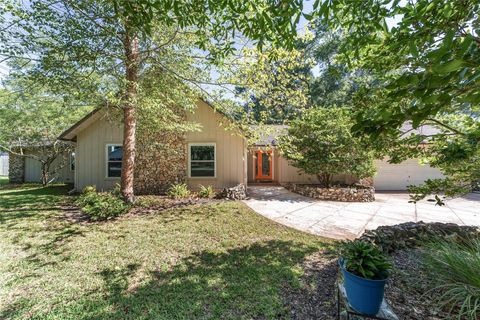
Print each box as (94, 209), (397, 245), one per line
(255, 150), (273, 180)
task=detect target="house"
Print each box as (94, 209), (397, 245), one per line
(248, 124), (444, 191)
(59, 99), (247, 193)
(8, 146), (74, 184)
(0, 152), (8, 176)
(56, 99), (443, 193)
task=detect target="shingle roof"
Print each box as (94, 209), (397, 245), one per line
(250, 123), (440, 146)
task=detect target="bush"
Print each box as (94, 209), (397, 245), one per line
(340, 241), (391, 280)
(278, 108), (376, 187)
(422, 238), (480, 320)
(167, 183), (191, 199)
(76, 186), (129, 221)
(198, 185), (215, 198)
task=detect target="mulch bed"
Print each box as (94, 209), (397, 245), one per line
(128, 195), (219, 216)
(283, 248), (446, 320)
(62, 195), (220, 223)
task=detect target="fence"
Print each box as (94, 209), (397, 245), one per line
(0, 153), (8, 176)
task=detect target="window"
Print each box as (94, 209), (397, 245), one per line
(106, 144), (122, 178)
(189, 143), (215, 177)
(70, 152), (75, 171)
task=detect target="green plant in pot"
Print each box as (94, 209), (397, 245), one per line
(339, 241), (392, 315)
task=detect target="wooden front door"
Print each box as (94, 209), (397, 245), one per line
(255, 150), (273, 180)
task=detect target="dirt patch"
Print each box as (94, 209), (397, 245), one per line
(386, 249), (447, 320)
(284, 248), (445, 319)
(283, 249), (338, 320)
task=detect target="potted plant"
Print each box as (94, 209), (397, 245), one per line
(339, 241), (392, 315)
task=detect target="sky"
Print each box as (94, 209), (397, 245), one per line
(0, 0), (404, 82)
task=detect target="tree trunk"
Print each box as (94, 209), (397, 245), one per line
(121, 29), (139, 203)
(41, 162), (50, 186)
(316, 173), (332, 187)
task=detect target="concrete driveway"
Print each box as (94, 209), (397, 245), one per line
(243, 186), (480, 240)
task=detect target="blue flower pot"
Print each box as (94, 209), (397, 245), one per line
(339, 258), (387, 316)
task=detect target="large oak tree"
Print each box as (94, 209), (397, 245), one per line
(1, 0), (310, 202)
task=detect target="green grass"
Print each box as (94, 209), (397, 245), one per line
(422, 238), (480, 319)
(0, 185), (332, 319)
(0, 176), (8, 185)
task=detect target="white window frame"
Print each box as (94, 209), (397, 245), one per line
(105, 144), (123, 179)
(188, 143), (216, 178)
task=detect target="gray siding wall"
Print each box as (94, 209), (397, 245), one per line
(24, 151), (74, 183)
(0, 153), (8, 176)
(185, 101), (247, 190)
(75, 114), (123, 191)
(74, 101), (247, 192)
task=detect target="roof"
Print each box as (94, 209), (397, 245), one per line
(250, 125), (288, 146)
(57, 98), (236, 142)
(250, 123), (440, 146)
(399, 123), (441, 138)
(58, 108), (103, 141)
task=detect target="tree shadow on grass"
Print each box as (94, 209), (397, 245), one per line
(45, 240), (328, 320)
(0, 185), (71, 210)
(0, 184), (83, 272)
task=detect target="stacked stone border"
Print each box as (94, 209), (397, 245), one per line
(359, 221), (480, 253)
(219, 184), (246, 200)
(283, 183), (375, 202)
(8, 153), (24, 183)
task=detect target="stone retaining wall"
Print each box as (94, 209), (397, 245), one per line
(283, 183), (375, 202)
(359, 221), (480, 253)
(219, 184), (247, 200)
(8, 152), (24, 183)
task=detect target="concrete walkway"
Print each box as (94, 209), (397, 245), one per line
(243, 186), (480, 240)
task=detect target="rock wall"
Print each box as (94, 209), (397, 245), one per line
(134, 132), (187, 195)
(360, 221), (480, 253)
(8, 153), (24, 183)
(219, 184), (246, 200)
(283, 183), (375, 202)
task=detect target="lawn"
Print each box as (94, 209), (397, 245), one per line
(0, 185), (333, 320)
(0, 176), (8, 185)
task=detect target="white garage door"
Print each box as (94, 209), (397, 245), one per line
(374, 159), (444, 191)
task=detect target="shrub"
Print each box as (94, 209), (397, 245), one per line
(278, 108), (376, 187)
(76, 186), (129, 221)
(167, 183), (191, 199)
(198, 185), (215, 198)
(422, 238), (480, 320)
(340, 241), (391, 280)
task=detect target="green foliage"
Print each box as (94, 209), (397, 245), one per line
(408, 179), (472, 205)
(422, 238), (480, 320)
(316, 0), (480, 200)
(198, 185), (215, 198)
(110, 0), (309, 54)
(76, 186), (129, 221)
(167, 183), (191, 199)
(232, 38), (314, 124)
(340, 241), (391, 280)
(278, 108), (376, 186)
(307, 25), (374, 108)
(0, 75), (90, 185)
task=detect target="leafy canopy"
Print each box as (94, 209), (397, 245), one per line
(314, 0), (480, 201)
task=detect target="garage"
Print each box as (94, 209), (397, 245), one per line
(374, 159), (444, 191)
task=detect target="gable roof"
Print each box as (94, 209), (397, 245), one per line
(58, 98), (235, 142)
(58, 108), (103, 141)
